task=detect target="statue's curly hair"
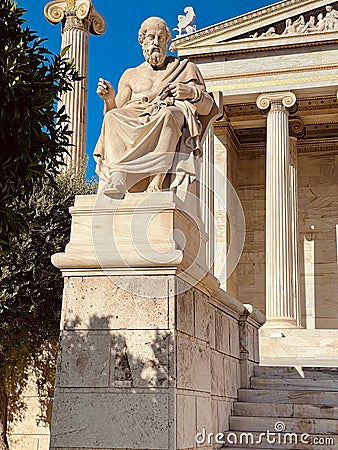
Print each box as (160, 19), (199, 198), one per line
(138, 17), (171, 45)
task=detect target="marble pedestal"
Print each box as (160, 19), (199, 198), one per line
(50, 192), (264, 450)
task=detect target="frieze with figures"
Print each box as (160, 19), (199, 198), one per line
(250, 3), (338, 38)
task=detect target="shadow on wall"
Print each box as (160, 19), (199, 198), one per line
(8, 312), (173, 450)
(5, 337), (58, 449)
(49, 312), (175, 450)
(58, 314), (172, 390)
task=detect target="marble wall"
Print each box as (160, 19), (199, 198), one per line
(298, 152), (338, 329)
(237, 154), (266, 315)
(214, 126), (239, 298)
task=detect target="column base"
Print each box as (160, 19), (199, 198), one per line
(262, 317), (301, 330)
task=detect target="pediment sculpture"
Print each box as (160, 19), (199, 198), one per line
(250, 3), (338, 38)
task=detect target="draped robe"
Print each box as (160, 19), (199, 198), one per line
(93, 57), (214, 189)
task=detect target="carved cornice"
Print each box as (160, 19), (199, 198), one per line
(204, 65), (338, 83)
(238, 138), (338, 158)
(223, 96), (338, 120)
(256, 92), (297, 111)
(44, 0), (106, 35)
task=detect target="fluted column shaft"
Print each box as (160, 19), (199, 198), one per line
(61, 22), (89, 169)
(257, 92), (298, 328)
(44, 0), (106, 172)
(288, 117), (304, 328)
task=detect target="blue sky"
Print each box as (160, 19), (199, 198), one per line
(23, 0), (273, 178)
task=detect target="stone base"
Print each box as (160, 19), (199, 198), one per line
(49, 274), (264, 450)
(260, 328), (338, 367)
(52, 191), (208, 278)
(49, 193), (264, 450)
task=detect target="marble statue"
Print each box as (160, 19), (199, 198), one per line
(324, 5), (338, 30)
(173, 6), (197, 37)
(94, 17), (214, 196)
(260, 26), (276, 37)
(282, 18), (298, 35)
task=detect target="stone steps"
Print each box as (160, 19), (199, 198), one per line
(222, 366), (338, 449)
(251, 376), (338, 391)
(233, 401), (338, 419)
(259, 330), (338, 367)
(254, 366), (338, 379)
(238, 388), (338, 405)
(230, 416), (338, 434)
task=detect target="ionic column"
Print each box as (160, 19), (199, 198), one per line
(44, 0), (106, 172)
(256, 92), (298, 328)
(289, 119), (304, 327)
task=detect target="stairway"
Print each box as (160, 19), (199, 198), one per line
(222, 366), (338, 449)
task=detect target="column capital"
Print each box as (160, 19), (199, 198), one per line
(256, 92), (297, 111)
(44, 0), (106, 35)
(289, 117), (305, 138)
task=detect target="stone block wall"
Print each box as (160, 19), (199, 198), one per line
(47, 273), (261, 450)
(8, 390), (50, 450)
(8, 359), (55, 450)
(237, 154), (266, 314)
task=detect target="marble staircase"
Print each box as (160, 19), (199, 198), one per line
(222, 366), (338, 449)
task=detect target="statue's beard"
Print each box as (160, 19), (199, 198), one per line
(143, 46), (166, 67)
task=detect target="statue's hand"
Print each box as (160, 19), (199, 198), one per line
(168, 82), (195, 101)
(97, 78), (115, 103)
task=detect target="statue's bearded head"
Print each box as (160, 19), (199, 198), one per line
(138, 17), (171, 68)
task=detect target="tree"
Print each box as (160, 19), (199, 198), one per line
(0, 168), (97, 450)
(0, 0), (81, 251)
(0, 1), (93, 448)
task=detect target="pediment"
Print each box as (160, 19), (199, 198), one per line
(171, 0), (338, 54)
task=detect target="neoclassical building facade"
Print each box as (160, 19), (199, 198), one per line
(172, 0), (338, 365)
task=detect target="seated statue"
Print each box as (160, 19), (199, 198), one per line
(93, 16), (215, 197)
